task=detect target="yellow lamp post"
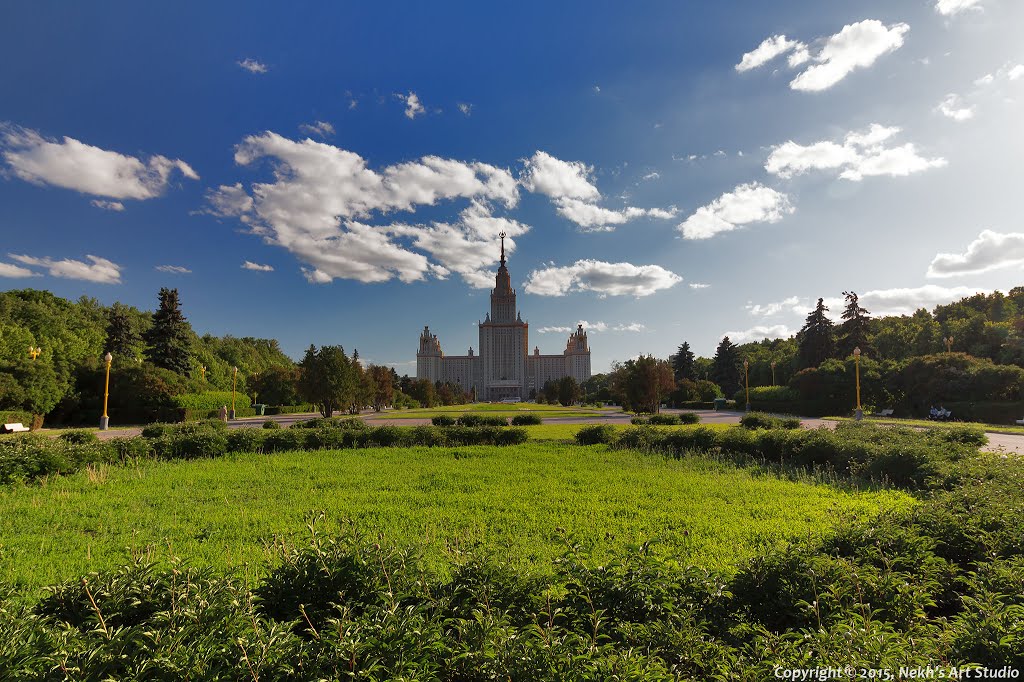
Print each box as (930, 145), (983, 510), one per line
(853, 347), (863, 421)
(200, 364), (206, 381)
(743, 358), (751, 412)
(230, 366), (238, 420)
(100, 352), (112, 430)
(944, 336), (954, 353)
(28, 346), (41, 360)
(770, 361), (777, 387)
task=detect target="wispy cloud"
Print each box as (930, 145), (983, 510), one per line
(237, 58), (267, 74)
(155, 265), (191, 274)
(524, 260), (681, 298)
(242, 261), (274, 272)
(8, 254), (122, 283)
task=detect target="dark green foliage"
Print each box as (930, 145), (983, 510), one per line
(142, 288), (193, 375)
(710, 336), (740, 395)
(672, 341), (696, 382)
(610, 355), (676, 414)
(648, 414), (681, 425)
(510, 414), (542, 425)
(431, 415), (456, 426)
(262, 419), (280, 429)
(797, 297), (836, 369)
(630, 416), (649, 425)
(227, 428), (266, 452)
(297, 344), (356, 418)
(574, 424), (617, 445)
(676, 412), (701, 424)
(456, 414), (508, 426)
(57, 429), (98, 445)
(290, 416), (368, 430)
(739, 412), (799, 430)
(103, 304), (142, 358)
(0, 434), (118, 484)
(836, 290), (873, 358)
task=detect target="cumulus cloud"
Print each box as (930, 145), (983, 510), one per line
(298, 120), (335, 137)
(155, 265), (191, 274)
(735, 35), (807, 72)
(745, 295), (806, 317)
(537, 320), (646, 334)
(1009, 64), (1024, 81)
(519, 151), (600, 201)
(8, 254), (121, 283)
(689, 282), (710, 289)
(524, 260), (681, 298)
(552, 198), (676, 232)
(0, 124), (198, 200)
(739, 20), (908, 92)
(766, 124), (946, 181)
(927, 230), (1024, 278)
(678, 183), (793, 240)
(90, 199), (125, 211)
(242, 261), (274, 272)
(935, 0), (983, 16)
(0, 262), (35, 278)
(237, 58), (267, 74)
(722, 325), (795, 344)
(936, 94), (975, 121)
(858, 285), (990, 316)
(397, 91), (425, 119)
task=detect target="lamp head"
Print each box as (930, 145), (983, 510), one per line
(104, 352), (113, 363)
(853, 347), (861, 357)
(743, 358), (749, 368)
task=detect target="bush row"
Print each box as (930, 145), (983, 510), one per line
(431, 414), (515, 426)
(172, 391), (253, 411)
(0, 423), (530, 484)
(738, 411), (801, 430)
(576, 422), (987, 488)
(630, 413), (701, 426)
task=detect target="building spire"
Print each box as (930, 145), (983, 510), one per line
(499, 231), (506, 266)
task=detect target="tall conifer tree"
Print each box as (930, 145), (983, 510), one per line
(797, 298), (835, 368)
(672, 341), (695, 382)
(836, 290), (873, 358)
(142, 288), (193, 374)
(711, 336), (740, 394)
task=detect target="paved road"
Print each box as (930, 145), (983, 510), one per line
(91, 407), (1024, 454)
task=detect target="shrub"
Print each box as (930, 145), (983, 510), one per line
(739, 412), (779, 430)
(58, 429), (99, 445)
(630, 416), (649, 425)
(494, 427), (529, 445)
(262, 430), (308, 453)
(648, 414), (680, 425)
(262, 419), (280, 429)
(227, 429), (265, 453)
(432, 415), (457, 426)
(141, 422), (176, 439)
(935, 426), (987, 447)
(106, 436), (151, 461)
(456, 414), (508, 427)
(172, 391), (252, 411)
(510, 414), (542, 426)
(170, 431), (228, 460)
(677, 412), (701, 425)
(575, 424), (617, 445)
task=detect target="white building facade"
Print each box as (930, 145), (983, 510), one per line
(416, 235), (591, 401)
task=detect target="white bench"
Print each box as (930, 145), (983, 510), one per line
(2, 422), (30, 433)
(876, 409), (894, 417)
(1015, 419), (1024, 426)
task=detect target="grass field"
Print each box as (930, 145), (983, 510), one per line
(0, 439), (911, 594)
(369, 402), (615, 419)
(826, 414), (1024, 434)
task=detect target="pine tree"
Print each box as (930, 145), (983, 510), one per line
(836, 290), (873, 358)
(797, 298), (835, 368)
(104, 304), (141, 358)
(142, 288), (193, 374)
(672, 341), (695, 382)
(711, 336), (740, 394)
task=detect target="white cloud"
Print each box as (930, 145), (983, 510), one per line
(722, 325), (795, 344)
(519, 151), (600, 201)
(736, 35), (808, 72)
(8, 254), (121, 283)
(1009, 64), (1024, 81)
(0, 123), (198, 200)
(537, 325), (573, 334)
(552, 198), (675, 232)
(739, 21), (908, 92)
(975, 73), (995, 87)
(858, 285), (990, 316)
(155, 265), (191, 274)
(766, 124), (946, 181)
(237, 58), (267, 74)
(936, 94), (975, 121)
(90, 199), (125, 211)
(397, 91), (425, 119)
(524, 259), (682, 298)
(927, 230), (1024, 278)
(242, 261), (274, 272)
(642, 172), (660, 181)
(537, 320), (646, 334)
(791, 21), (909, 92)
(935, 0), (983, 16)
(689, 282), (710, 289)
(678, 183), (793, 240)
(457, 103), (472, 116)
(745, 295), (806, 317)
(0, 262), (35, 278)
(298, 120), (335, 137)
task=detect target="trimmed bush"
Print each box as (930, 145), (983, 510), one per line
(173, 392), (252, 411)
(456, 414), (509, 427)
(510, 414), (542, 426)
(630, 417), (649, 425)
(739, 412), (800, 430)
(262, 430), (308, 453)
(141, 422), (176, 439)
(58, 429), (99, 445)
(432, 415), (457, 426)
(575, 425), (617, 445)
(262, 420), (281, 429)
(227, 429), (265, 453)
(648, 414), (680, 425)
(677, 412), (701, 425)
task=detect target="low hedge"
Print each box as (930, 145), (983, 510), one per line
(431, 416), (457, 426)
(263, 404), (317, 415)
(739, 412), (801, 430)
(456, 414), (509, 427)
(289, 417), (368, 430)
(173, 392), (253, 411)
(510, 414), (542, 426)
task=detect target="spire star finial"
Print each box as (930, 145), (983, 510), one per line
(499, 231), (507, 264)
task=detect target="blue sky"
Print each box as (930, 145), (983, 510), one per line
(2, 0), (1023, 372)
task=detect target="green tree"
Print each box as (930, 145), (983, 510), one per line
(797, 298), (835, 369)
(250, 366), (301, 406)
(2, 358), (62, 417)
(711, 336), (740, 395)
(556, 376), (582, 406)
(143, 288), (193, 375)
(406, 378), (436, 408)
(297, 345), (355, 417)
(671, 342), (695, 382)
(836, 291), (873, 359)
(610, 355), (675, 414)
(104, 304), (143, 360)
(367, 365), (395, 411)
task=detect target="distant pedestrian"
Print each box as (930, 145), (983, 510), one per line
(219, 405), (228, 422)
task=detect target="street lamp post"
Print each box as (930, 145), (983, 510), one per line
(200, 364), (206, 381)
(853, 347), (863, 421)
(944, 336), (954, 353)
(28, 346), (41, 360)
(770, 361), (777, 387)
(743, 358), (751, 412)
(100, 352), (112, 430)
(230, 366), (238, 420)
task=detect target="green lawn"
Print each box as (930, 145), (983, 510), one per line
(0, 440), (912, 594)
(826, 414), (1024, 434)
(371, 403), (615, 419)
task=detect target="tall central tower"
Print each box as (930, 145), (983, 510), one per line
(477, 232), (528, 400)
